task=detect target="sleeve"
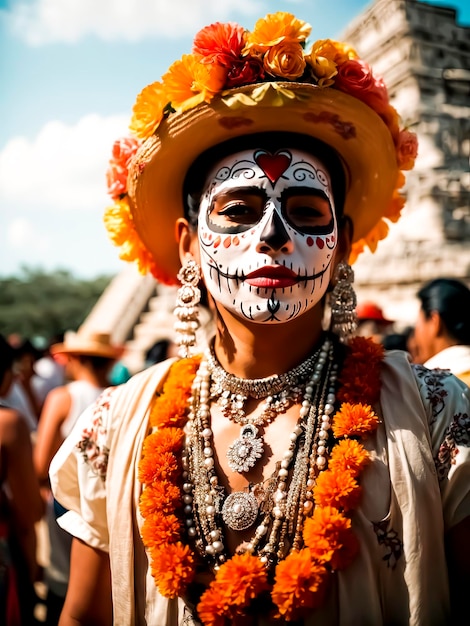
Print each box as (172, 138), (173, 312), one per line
(49, 386), (119, 553)
(412, 365), (470, 529)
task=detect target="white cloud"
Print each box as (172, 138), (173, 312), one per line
(0, 114), (129, 213)
(6, 0), (263, 45)
(7, 217), (49, 252)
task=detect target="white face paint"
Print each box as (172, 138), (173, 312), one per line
(197, 147), (339, 323)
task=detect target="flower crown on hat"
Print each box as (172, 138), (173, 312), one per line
(104, 11), (418, 284)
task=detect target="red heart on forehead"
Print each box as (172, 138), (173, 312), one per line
(254, 150), (292, 185)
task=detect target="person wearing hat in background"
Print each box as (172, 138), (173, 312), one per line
(355, 300), (395, 345)
(34, 329), (120, 625)
(49, 12), (470, 625)
(413, 278), (470, 385)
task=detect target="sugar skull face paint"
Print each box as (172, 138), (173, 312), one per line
(197, 147), (339, 323)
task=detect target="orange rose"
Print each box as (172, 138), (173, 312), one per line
(245, 12), (311, 54)
(334, 59), (389, 116)
(397, 129), (419, 170)
(263, 40), (306, 79)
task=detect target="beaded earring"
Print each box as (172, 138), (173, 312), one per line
(329, 261), (357, 343)
(174, 259), (201, 358)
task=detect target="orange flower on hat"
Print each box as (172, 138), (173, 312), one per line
(397, 129), (419, 170)
(271, 549), (328, 620)
(130, 81), (168, 140)
(106, 136), (141, 199)
(313, 469), (362, 511)
(303, 506), (359, 570)
(244, 11), (311, 54)
(332, 402), (380, 439)
(311, 38), (358, 65)
(263, 40), (306, 79)
(103, 199), (156, 271)
(149, 542), (195, 598)
(163, 54), (226, 112)
(334, 58), (389, 117)
(193, 21), (246, 67)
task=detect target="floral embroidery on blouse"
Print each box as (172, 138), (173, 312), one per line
(76, 386), (116, 481)
(372, 519), (403, 569)
(435, 411), (470, 481)
(412, 365), (450, 427)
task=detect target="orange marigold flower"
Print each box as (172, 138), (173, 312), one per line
(197, 587), (231, 626)
(150, 542), (195, 598)
(271, 549), (328, 621)
(313, 469), (362, 512)
(303, 506), (359, 570)
(263, 40), (306, 79)
(146, 427), (184, 454)
(332, 402), (380, 439)
(337, 337), (383, 405)
(244, 12), (311, 54)
(150, 357), (201, 428)
(139, 449), (180, 484)
(103, 199), (156, 275)
(139, 480), (181, 517)
(328, 439), (371, 476)
(163, 54), (226, 112)
(129, 81), (168, 140)
(213, 553), (269, 606)
(140, 512), (182, 548)
(193, 21), (246, 68)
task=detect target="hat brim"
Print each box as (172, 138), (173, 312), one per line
(128, 82), (398, 282)
(50, 343), (120, 359)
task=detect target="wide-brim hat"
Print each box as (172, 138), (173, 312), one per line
(50, 330), (120, 359)
(128, 82), (397, 283)
(104, 13), (418, 285)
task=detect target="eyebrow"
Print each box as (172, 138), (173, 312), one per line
(279, 187), (331, 205)
(212, 186), (267, 202)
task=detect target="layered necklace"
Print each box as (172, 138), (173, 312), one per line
(139, 335), (384, 624)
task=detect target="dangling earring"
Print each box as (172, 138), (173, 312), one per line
(329, 261), (357, 344)
(174, 259), (201, 358)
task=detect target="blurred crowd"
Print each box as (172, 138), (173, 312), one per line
(0, 275), (469, 624)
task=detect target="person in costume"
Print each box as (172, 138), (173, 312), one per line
(49, 12), (470, 626)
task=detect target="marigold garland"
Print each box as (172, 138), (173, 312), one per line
(138, 337), (383, 623)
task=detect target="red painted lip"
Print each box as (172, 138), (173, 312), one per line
(246, 266), (298, 288)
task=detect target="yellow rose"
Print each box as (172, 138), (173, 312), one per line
(263, 41), (306, 80)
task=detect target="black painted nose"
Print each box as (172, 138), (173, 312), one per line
(259, 210), (291, 251)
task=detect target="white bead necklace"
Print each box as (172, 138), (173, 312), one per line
(182, 335), (338, 571)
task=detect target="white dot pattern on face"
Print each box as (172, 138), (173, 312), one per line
(197, 147), (338, 324)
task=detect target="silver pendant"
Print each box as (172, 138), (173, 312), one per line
(226, 424), (264, 473)
(222, 491), (259, 530)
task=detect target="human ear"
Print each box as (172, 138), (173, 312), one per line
(176, 218), (200, 266)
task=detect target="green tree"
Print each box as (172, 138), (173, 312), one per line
(0, 267), (112, 341)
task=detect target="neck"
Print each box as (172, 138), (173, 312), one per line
(211, 302), (326, 379)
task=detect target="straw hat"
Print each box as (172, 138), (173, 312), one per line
(50, 330), (120, 359)
(104, 12), (418, 285)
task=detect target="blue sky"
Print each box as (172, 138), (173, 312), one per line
(1, 0), (468, 278)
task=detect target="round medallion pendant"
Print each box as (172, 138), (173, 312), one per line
(222, 491), (259, 531)
(226, 423), (264, 473)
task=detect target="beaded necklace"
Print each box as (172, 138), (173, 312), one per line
(139, 335), (384, 624)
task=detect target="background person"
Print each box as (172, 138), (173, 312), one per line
(413, 277), (470, 384)
(0, 334), (44, 625)
(355, 300), (395, 344)
(34, 329), (119, 625)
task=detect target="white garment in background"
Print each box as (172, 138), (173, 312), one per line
(424, 344), (470, 382)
